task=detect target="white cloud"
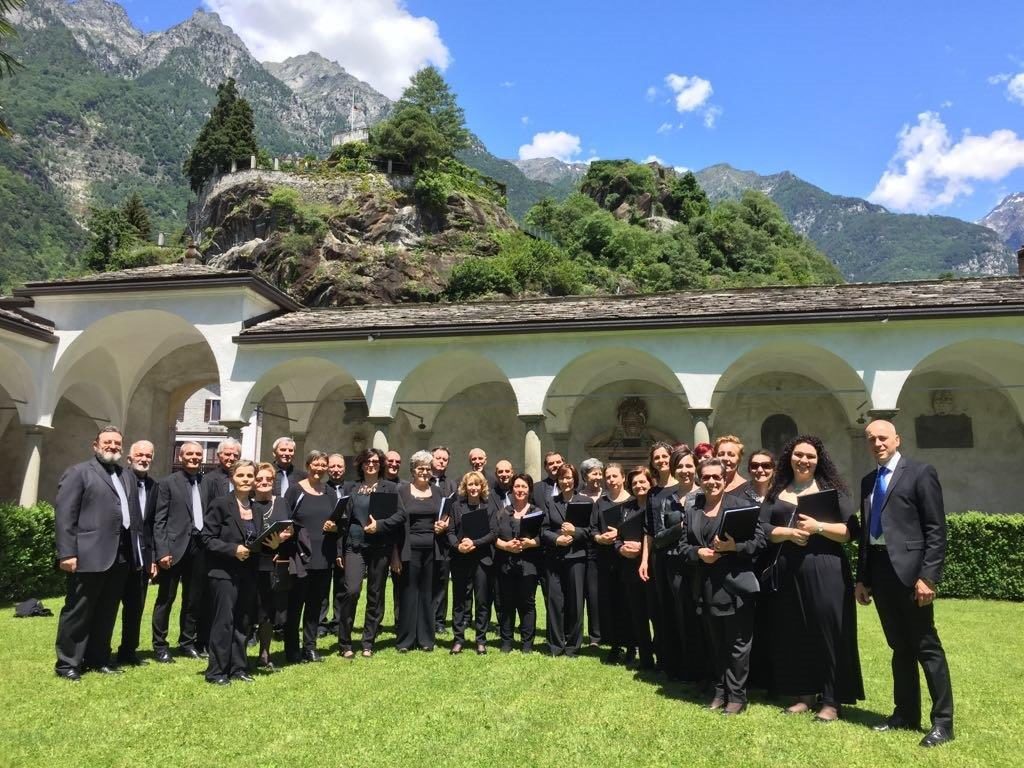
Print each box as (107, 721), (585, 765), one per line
(989, 73), (1012, 85)
(645, 85), (658, 101)
(703, 105), (723, 128)
(518, 131), (583, 162)
(940, 100), (954, 109)
(665, 73), (713, 112)
(656, 122), (673, 134)
(500, 80), (515, 88)
(644, 154), (664, 164)
(674, 165), (689, 174)
(520, 115), (529, 125)
(205, 0), (450, 99)
(1008, 73), (1024, 105)
(869, 111), (1024, 212)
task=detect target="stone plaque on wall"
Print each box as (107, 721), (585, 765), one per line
(915, 414), (973, 449)
(585, 396), (676, 466)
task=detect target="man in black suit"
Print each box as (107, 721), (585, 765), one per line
(271, 436), (306, 496)
(430, 446), (457, 634)
(492, 459), (515, 508)
(115, 439), (158, 666)
(532, 451), (564, 509)
(383, 450), (402, 482)
(151, 441), (209, 662)
(321, 453), (351, 635)
(855, 419), (954, 748)
(54, 426), (144, 680)
(200, 438), (240, 508)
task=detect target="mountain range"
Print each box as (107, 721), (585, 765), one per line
(0, 0), (1022, 289)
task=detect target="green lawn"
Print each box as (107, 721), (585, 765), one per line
(0, 595), (1021, 767)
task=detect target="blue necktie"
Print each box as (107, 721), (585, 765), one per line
(869, 466), (889, 539)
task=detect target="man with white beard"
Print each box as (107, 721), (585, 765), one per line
(115, 440), (159, 666)
(54, 426), (144, 680)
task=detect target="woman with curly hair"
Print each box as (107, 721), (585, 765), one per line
(759, 435), (864, 721)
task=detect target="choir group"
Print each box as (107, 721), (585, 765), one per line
(52, 421), (955, 746)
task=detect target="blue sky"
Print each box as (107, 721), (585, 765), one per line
(120, 1), (1024, 222)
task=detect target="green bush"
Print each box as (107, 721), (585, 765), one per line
(0, 502), (63, 602)
(942, 512), (1024, 600)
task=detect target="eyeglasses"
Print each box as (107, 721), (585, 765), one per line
(749, 462), (774, 470)
(386, 460), (401, 465)
(363, 458), (380, 465)
(701, 474), (724, 482)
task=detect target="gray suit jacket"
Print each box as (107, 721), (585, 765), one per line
(55, 457), (144, 572)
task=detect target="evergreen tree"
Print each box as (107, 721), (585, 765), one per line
(82, 207), (137, 272)
(182, 78), (258, 191)
(394, 66), (470, 153)
(370, 105), (448, 171)
(0, 0), (25, 138)
(121, 193), (152, 241)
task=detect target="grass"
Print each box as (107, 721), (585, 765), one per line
(0, 595), (1021, 767)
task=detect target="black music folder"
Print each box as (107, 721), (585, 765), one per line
(796, 488), (842, 524)
(518, 511), (545, 540)
(717, 505), (761, 542)
(247, 519), (293, 548)
(566, 501), (592, 528)
(600, 503), (624, 530)
(367, 492), (398, 524)
(460, 507), (491, 540)
(617, 510), (645, 542)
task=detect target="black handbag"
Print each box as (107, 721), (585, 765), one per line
(759, 508), (796, 593)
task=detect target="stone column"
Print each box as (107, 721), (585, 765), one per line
(250, 154), (257, 170)
(520, 416), (544, 481)
(369, 417), (393, 452)
(689, 408), (713, 446)
(273, 157), (280, 171)
(19, 426), (51, 507)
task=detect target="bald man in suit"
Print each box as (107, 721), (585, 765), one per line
(855, 420), (954, 748)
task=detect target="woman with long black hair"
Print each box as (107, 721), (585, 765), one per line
(760, 435), (864, 721)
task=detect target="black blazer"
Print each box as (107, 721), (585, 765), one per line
(857, 456), (946, 588)
(54, 457), (144, 573)
(446, 498), (498, 566)
(127, 472), (158, 568)
(494, 504), (544, 576)
(679, 494), (765, 614)
(271, 463), (307, 496)
(542, 493), (593, 561)
(339, 479), (399, 555)
(201, 495), (259, 580)
(153, 470), (204, 565)
(200, 466), (232, 510)
(532, 476), (557, 509)
(653, 487), (697, 556)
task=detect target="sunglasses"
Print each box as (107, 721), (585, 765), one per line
(749, 462), (774, 470)
(701, 474), (724, 482)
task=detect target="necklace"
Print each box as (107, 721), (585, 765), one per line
(791, 478), (815, 494)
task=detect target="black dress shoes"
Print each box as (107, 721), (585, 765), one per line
(874, 715), (921, 732)
(205, 676), (230, 686)
(301, 650), (323, 663)
(178, 646), (203, 660)
(90, 665), (124, 675)
(55, 668), (81, 682)
(155, 650), (176, 664)
(231, 672), (255, 683)
(919, 727), (954, 748)
(116, 653), (148, 667)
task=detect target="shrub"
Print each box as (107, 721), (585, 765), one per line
(942, 512), (1024, 600)
(0, 502), (63, 602)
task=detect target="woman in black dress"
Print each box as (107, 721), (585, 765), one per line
(202, 460), (287, 684)
(760, 435), (864, 721)
(448, 471), (497, 655)
(680, 457), (765, 714)
(251, 462), (292, 671)
(367, 450), (447, 651)
(542, 463), (593, 657)
(592, 463), (632, 664)
(653, 446), (704, 683)
(578, 457), (605, 647)
(494, 474), (543, 653)
(715, 435), (749, 496)
(617, 466), (655, 670)
(647, 442), (680, 677)
(283, 450), (339, 663)
(337, 448), (398, 658)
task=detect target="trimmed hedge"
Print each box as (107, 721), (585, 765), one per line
(0, 502), (63, 603)
(0, 504), (1022, 602)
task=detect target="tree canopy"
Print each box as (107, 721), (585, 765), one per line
(0, 0), (25, 138)
(182, 78), (258, 191)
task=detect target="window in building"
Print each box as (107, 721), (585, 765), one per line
(204, 399), (221, 424)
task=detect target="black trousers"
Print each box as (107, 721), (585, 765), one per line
(206, 574), (255, 679)
(432, 554), (451, 631)
(621, 560), (654, 664)
(870, 548), (954, 729)
(497, 570), (538, 650)
(704, 602), (755, 705)
(117, 567), (149, 660)
(667, 557), (707, 684)
(285, 568), (331, 657)
(451, 555), (492, 644)
(337, 548), (390, 651)
(55, 561), (128, 673)
(151, 543), (207, 652)
(596, 550), (629, 650)
(398, 548), (435, 650)
(652, 552), (683, 676)
(545, 557), (586, 655)
(583, 551), (602, 644)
